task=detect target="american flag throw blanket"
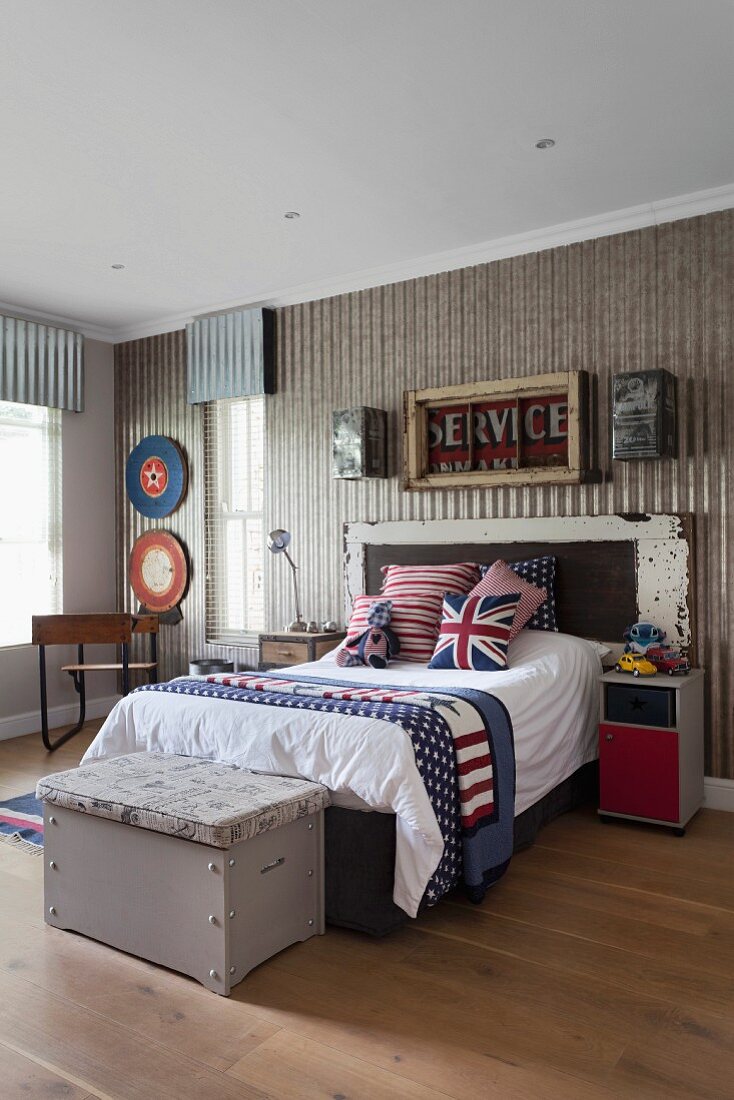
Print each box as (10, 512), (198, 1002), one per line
(135, 672), (515, 906)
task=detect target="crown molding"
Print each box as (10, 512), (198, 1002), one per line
(107, 180), (734, 343)
(0, 299), (117, 343)
(7, 181), (734, 345)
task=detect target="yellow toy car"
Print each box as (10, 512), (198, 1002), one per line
(615, 652), (657, 677)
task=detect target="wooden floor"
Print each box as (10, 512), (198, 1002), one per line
(1, 727), (733, 1100)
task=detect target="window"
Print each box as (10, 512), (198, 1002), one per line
(0, 401), (62, 647)
(204, 396), (265, 642)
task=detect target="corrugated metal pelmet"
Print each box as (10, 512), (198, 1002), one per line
(115, 210), (733, 778)
(0, 315), (84, 411)
(186, 309), (267, 403)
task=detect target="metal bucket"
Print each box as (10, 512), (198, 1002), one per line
(188, 659), (235, 676)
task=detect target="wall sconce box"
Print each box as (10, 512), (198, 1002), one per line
(332, 407), (387, 479)
(612, 369), (677, 460)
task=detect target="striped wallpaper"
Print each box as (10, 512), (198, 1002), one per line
(115, 208), (733, 778)
(114, 331), (258, 682)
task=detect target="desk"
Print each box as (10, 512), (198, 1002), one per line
(31, 614), (158, 751)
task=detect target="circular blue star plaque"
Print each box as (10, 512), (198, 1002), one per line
(125, 435), (188, 518)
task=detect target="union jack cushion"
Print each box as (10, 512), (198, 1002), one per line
(470, 559), (547, 641)
(380, 562), (481, 599)
(428, 592), (521, 672)
(345, 592), (445, 663)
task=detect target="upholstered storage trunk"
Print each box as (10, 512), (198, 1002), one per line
(36, 753), (330, 995)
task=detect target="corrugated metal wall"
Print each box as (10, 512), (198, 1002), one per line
(114, 331), (257, 681)
(267, 211), (732, 778)
(115, 209), (733, 777)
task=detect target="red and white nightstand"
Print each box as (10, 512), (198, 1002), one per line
(598, 668), (704, 835)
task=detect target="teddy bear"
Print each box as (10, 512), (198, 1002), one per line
(336, 600), (401, 669)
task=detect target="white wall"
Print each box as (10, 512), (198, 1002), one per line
(0, 338), (118, 739)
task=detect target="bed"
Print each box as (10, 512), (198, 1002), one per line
(83, 513), (694, 935)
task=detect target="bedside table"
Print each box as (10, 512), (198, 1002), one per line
(598, 669), (704, 834)
(258, 631), (346, 671)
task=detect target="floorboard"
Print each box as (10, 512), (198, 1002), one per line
(0, 725), (732, 1098)
(0, 1038), (92, 1099)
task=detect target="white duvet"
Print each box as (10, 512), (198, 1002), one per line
(82, 631), (600, 917)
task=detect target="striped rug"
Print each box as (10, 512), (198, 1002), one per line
(0, 793), (44, 854)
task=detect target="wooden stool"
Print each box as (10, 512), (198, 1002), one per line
(31, 613), (158, 752)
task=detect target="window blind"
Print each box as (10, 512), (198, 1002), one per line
(204, 396), (265, 643)
(0, 401), (62, 646)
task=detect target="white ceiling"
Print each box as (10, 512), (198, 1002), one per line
(1, 0), (732, 341)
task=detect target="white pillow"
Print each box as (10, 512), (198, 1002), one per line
(583, 639), (612, 658)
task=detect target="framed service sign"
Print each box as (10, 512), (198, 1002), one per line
(403, 370), (590, 490)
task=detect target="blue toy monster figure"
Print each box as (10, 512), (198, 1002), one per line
(623, 621), (666, 654)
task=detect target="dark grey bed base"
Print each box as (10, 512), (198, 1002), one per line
(324, 761), (598, 935)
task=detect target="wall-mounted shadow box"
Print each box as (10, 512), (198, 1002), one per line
(612, 369), (676, 460)
(332, 407), (387, 479)
(403, 370), (590, 490)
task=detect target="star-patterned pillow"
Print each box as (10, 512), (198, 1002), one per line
(479, 555), (558, 632)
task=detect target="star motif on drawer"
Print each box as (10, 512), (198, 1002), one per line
(630, 697), (647, 710)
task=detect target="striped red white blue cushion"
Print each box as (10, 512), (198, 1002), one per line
(380, 562), (481, 598)
(469, 559), (547, 641)
(429, 592), (521, 671)
(345, 593), (444, 663)
(479, 555), (558, 631)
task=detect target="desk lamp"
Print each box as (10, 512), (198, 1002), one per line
(267, 529), (307, 632)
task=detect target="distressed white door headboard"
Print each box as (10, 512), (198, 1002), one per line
(343, 513), (694, 654)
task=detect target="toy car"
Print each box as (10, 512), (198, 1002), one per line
(645, 646), (691, 675)
(615, 652), (657, 677)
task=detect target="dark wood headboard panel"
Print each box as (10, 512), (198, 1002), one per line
(365, 541), (636, 642)
(344, 515), (694, 652)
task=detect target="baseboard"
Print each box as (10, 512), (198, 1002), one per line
(4, 703), (732, 808)
(703, 776), (734, 812)
(0, 694), (121, 742)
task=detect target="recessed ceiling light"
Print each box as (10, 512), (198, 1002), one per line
(283, 211), (300, 219)
(111, 263), (125, 270)
(535, 138), (556, 150)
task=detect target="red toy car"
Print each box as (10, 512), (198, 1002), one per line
(646, 646), (690, 675)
